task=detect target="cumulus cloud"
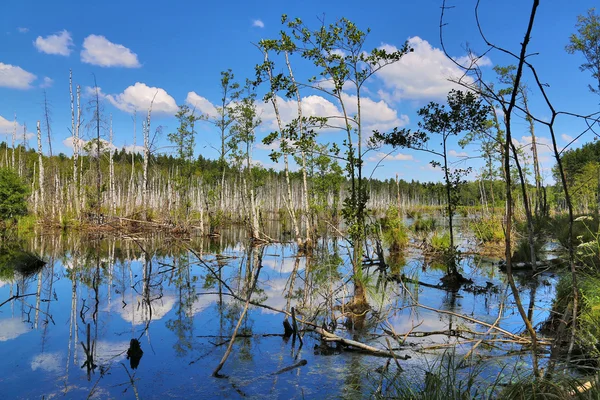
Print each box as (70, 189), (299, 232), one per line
(367, 151), (414, 162)
(17, 27), (29, 33)
(81, 35), (141, 68)
(377, 36), (492, 102)
(40, 76), (53, 88)
(0, 115), (33, 138)
(340, 92), (409, 132)
(0, 62), (36, 89)
(34, 30), (73, 56)
(184, 90), (408, 136)
(31, 352), (63, 373)
(252, 19), (265, 28)
(186, 92), (218, 117)
(0, 318), (30, 341)
(62, 136), (118, 155)
(116, 295), (176, 326)
(97, 82), (177, 114)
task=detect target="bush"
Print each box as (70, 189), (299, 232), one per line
(0, 168), (29, 222)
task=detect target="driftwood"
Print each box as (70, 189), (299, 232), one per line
(273, 359), (307, 375)
(316, 326), (410, 359)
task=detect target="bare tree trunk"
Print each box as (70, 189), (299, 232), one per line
(142, 100), (155, 220)
(109, 115), (116, 216)
(261, 50), (301, 246)
(284, 50), (312, 248)
(37, 121), (45, 215)
(523, 92), (543, 217)
(11, 114), (16, 170)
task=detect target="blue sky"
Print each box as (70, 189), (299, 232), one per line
(0, 0), (598, 183)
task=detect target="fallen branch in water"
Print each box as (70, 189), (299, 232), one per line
(212, 248), (264, 377)
(191, 249), (410, 360)
(272, 359), (307, 375)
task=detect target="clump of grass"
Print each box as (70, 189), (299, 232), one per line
(369, 351), (488, 399)
(499, 374), (594, 399)
(16, 215), (37, 234)
(380, 206), (409, 252)
(553, 269), (600, 360)
(413, 215), (437, 232)
(429, 230), (450, 253)
(471, 217), (504, 243)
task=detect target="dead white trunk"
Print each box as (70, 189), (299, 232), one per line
(11, 114), (16, 170)
(285, 50), (312, 246)
(37, 121), (45, 214)
(109, 115), (116, 216)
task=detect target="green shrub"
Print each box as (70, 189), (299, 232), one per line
(0, 168), (29, 222)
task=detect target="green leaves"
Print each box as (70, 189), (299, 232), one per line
(566, 8), (600, 93)
(0, 168), (29, 221)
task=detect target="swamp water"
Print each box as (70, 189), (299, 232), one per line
(0, 224), (559, 399)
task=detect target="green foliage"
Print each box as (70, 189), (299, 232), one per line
(551, 214), (600, 268)
(429, 230), (451, 253)
(566, 7), (600, 94)
(370, 352), (487, 399)
(0, 168), (29, 222)
(471, 217), (504, 243)
(413, 216), (437, 232)
(16, 215), (36, 233)
(380, 206), (409, 252)
(511, 238), (543, 263)
(168, 104), (203, 164)
(554, 269), (600, 359)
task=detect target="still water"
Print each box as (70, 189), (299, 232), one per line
(0, 227), (557, 399)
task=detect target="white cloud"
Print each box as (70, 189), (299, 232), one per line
(448, 149), (468, 157)
(62, 136), (117, 155)
(367, 151), (414, 162)
(101, 82), (177, 114)
(252, 19), (265, 28)
(122, 144), (145, 154)
(340, 92), (409, 132)
(377, 36), (492, 102)
(0, 318), (30, 341)
(17, 27), (29, 33)
(81, 34), (141, 68)
(116, 295), (175, 326)
(512, 135), (553, 155)
(186, 90), (408, 136)
(0, 115), (33, 138)
(40, 76), (53, 88)
(31, 352), (63, 373)
(186, 92), (218, 117)
(0, 62), (36, 89)
(34, 30), (73, 56)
